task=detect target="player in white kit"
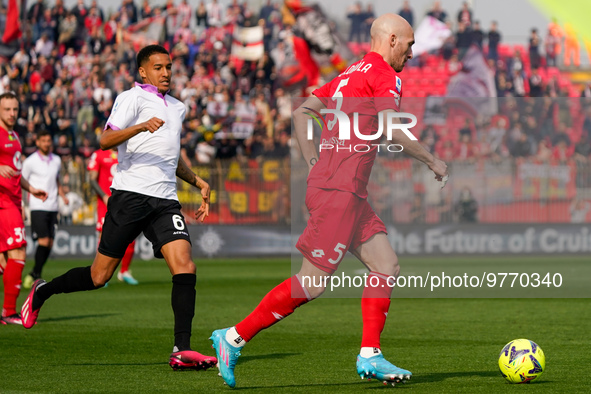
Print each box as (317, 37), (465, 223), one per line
(22, 130), (67, 289)
(21, 45), (217, 371)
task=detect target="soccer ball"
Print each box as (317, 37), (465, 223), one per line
(498, 339), (545, 383)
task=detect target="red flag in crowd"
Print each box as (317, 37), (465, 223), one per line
(2, 0), (22, 44)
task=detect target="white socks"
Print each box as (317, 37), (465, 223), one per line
(360, 347), (382, 358)
(226, 326), (247, 348)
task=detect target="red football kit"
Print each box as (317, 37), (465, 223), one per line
(296, 51), (403, 274)
(87, 149), (118, 232)
(0, 126), (26, 253)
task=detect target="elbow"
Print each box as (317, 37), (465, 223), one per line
(99, 137), (111, 151)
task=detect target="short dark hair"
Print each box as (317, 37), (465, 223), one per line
(0, 91), (18, 103)
(37, 129), (52, 140)
(136, 45), (169, 69)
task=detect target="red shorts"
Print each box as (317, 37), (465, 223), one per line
(0, 205), (27, 253)
(96, 203), (107, 232)
(296, 187), (387, 274)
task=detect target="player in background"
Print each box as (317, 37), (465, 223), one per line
(21, 45), (218, 371)
(211, 14), (448, 387)
(88, 146), (138, 285)
(22, 130), (68, 289)
(0, 92), (47, 325)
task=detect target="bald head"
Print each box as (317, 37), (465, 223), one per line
(371, 14), (413, 46)
(370, 13), (414, 72)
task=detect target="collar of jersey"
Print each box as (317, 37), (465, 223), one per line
(135, 82), (169, 107)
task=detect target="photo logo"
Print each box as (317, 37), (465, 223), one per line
(304, 108), (418, 153)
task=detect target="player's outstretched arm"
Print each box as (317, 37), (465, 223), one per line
(99, 117), (165, 150)
(20, 177), (48, 202)
(293, 96), (326, 172)
(381, 109), (449, 183)
(176, 157), (210, 222)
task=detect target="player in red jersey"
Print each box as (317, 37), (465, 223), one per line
(88, 147), (138, 285)
(0, 92), (47, 325)
(211, 14), (448, 387)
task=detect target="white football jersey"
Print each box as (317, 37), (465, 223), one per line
(106, 83), (186, 201)
(22, 151), (62, 211)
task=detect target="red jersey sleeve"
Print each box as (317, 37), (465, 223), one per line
(87, 152), (99, 172)
(372, 70), (402, 113)
(312, 81), (332, 99)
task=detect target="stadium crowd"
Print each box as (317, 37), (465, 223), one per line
(1, 0), (590, 223)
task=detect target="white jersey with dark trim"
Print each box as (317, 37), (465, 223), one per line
(105, 83), (186, 201)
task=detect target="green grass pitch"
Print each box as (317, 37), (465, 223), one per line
(1, 257), (590, 393)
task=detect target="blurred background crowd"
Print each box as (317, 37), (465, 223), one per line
(0, 0), (590, 224)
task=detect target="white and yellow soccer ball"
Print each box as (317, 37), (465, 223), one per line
(498, 339), (545, 383)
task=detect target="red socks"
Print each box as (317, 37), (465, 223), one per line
(120, 241), (135, 273)
(233, 271), (393, 348)
(235, 275), (310, 342)
(2, 258), (25, 317)
(361, 272), (394, 349)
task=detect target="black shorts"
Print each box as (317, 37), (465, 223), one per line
(31, 211), (58, 240)
(98, 190), (191, 259)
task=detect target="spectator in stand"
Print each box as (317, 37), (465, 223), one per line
(529, 28), (541, 69)
(196, 1), (208, 27)
(455, 187), (478, 222)
(511, 132), (534, 158)
(35, 33), (54, 58)
(471, 21), (484, 49)
(54, 134), (74, 164)
(121, 0), (138, 25)
(436, 139), (455, 162)
(58, 12), (78, 50)
(362, 4), (375, 43)
(535, 140), (552, 161)
(51, 0), (68, 37)
(457, 1), (472, 28)
(455, 133), (477, 160)
(206, 0), (223, 27)
(529, 67), (544, 97)
(545, 27), (561, 67)
(398, 1), (413, 27)
(427, 1), (447, 23)
(174, 20), (193, 46)
(140, 0), (153, 19)
(409, 195), (425, 224)
(215, 134), (238, 160)
(347, 2), (364, 43)
(420, 125), (438, 153)
(90, 0), (104, 20)
(511, 69), (526, 97)
(71, 0), (88, 28)
(177, 0), (192, 27)
(574, 132), (591, 160)
(487, 21), (501, 61)
(459, 119), (472, 138)
(37, 9), (57, 42)
(28, 0), (46, 43)
(456, 22), (472, 58)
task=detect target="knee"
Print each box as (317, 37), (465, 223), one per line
(371, 256), (400, 278)
(300, 274), (330, 299)
(172, 259), (196, 275)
